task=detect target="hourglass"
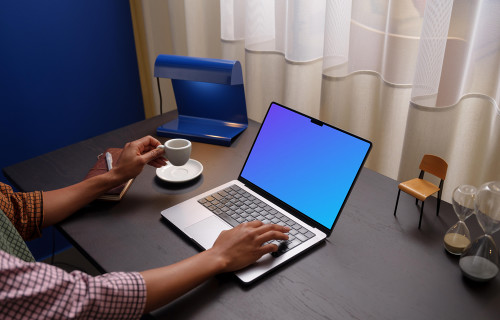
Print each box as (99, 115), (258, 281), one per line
(459, 181), (500, 281)
(443, 185), (476, 255)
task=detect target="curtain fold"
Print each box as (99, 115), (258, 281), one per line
(140, 0), (499, 202)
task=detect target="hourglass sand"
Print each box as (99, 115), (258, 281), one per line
(459, 181), (500, 281)
(443, 185), (476, 255)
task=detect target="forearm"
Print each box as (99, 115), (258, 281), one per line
(0, 250), (146, 319)
(42, 170), (124, 227)
(140, 249), (226, 312)
(41, 136), (166, 228)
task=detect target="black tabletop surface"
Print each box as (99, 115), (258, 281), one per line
(4, 111), (499, 319)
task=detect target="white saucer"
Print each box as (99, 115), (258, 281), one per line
(156, 159), (203, 183)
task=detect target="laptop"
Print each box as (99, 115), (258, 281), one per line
(160, 102), (372, 284)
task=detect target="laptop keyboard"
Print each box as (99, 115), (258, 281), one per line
(197, 184), (315, 257)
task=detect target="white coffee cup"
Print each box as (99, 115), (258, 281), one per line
(159, 139), (191, 166)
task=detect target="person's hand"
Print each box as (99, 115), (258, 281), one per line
(113, 136), (167, 182)
(139, 221), (289, 311)
(208, 220), (290, 273)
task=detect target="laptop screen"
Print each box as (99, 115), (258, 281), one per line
(239, 102), (371, 232)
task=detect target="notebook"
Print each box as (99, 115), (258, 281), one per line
(160, 102), (372, 284)
(84, 148), (134, 201)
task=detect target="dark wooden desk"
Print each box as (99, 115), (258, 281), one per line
(4, 111), (499, 319)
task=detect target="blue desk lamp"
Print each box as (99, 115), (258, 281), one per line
(154, 54), (248, 146)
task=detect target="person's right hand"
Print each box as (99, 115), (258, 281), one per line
(113, 135), (167, 182)
(208, 220), (290, 273)
(140, 220), (290, 312)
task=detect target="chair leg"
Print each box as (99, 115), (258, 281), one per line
(436, 190), (442, 216)
(394, 189), (401, 216)
(418, 201), (425, 229)
(415, 198), (419, 206)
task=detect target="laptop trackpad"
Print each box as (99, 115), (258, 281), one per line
(184, 216), (231, 249)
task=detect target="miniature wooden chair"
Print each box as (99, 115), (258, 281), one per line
(393, 154), (448, 229)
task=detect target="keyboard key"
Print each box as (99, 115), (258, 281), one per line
(287, 239), (302, 250)
(305, 231), (315, 239)
(274, 213), (285, 220)
(219, 213), (239, 227)
(298, 227), (308, 234)
(296, 233), (308, 242)
(213, 193), (223, 200)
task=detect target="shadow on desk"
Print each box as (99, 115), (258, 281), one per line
(153, 176), (204, 195)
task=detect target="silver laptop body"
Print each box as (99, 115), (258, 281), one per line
(161, 102), (372, 284)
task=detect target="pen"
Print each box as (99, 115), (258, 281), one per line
(105, 152), (113, 171)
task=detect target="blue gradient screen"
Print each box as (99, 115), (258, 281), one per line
(240, 103), (371, 229)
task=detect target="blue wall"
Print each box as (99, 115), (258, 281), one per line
(0, 1), (145, 260)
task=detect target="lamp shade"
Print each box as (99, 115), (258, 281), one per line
(154, 54), (243, 85)
(154, 54), (248, 146)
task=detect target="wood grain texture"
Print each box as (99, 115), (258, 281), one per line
(4, 111), (499, 320)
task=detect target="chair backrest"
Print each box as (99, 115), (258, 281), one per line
(419, 154), (448, 180)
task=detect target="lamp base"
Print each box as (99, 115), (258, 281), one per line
(156, 115), (247, 146)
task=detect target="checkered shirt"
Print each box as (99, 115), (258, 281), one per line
(0, 251), (147, 319)
(0, 182), (43, 241)
(0, 183), (147, 318)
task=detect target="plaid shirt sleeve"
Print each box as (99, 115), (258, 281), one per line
(0, 183), (43, 241)
(0, 250), (147, 319)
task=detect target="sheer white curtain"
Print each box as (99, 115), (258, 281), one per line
(142, 0), (500, 202)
